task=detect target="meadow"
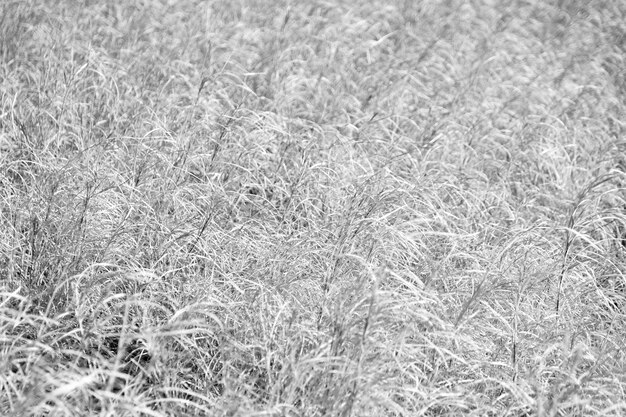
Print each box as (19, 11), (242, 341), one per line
(1, 0), (625, 415)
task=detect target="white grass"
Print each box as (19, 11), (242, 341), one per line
(1, 0), (626, 416)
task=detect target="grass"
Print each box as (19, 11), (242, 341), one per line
(1, 0), (625, 415)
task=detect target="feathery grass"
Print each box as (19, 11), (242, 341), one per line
(1, 0), (626, 416)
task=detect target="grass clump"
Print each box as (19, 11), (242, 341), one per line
(1, 0), (626, 416)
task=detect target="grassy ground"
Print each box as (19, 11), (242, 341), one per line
(1, 0), (625, 416)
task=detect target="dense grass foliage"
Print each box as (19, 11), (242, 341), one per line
(1, 0), (625, 415)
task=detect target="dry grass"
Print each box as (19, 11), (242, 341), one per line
(1, 0), (626, 416)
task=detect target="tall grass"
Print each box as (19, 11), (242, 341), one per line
(1, 0), (625, 416)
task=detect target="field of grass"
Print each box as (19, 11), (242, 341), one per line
(1, 0), (625, 416)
